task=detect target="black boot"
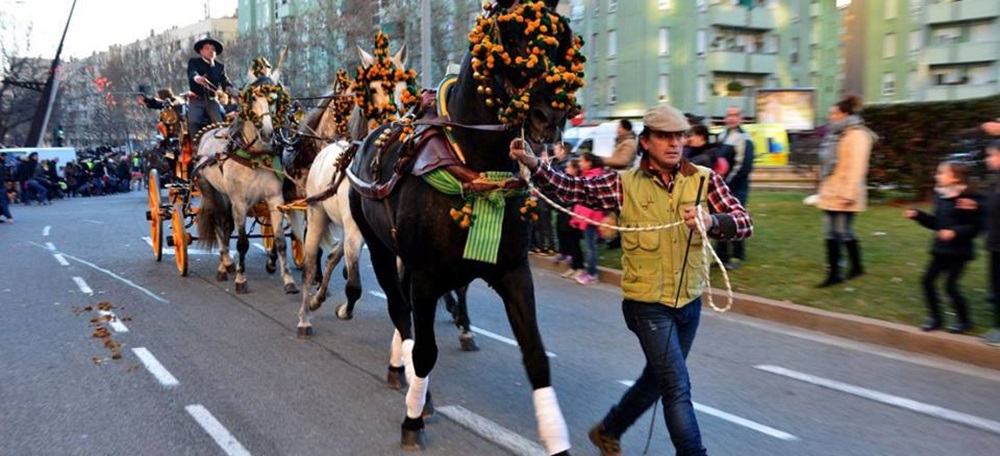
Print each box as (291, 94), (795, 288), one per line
(845, 240), (864, 279)
(818, 239), (844, 288)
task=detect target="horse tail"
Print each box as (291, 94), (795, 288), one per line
(196, 177), (233, 251)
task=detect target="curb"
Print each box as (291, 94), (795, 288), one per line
(529, 256), (1000, 371)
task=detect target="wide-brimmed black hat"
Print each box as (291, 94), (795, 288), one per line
(193, 37), (223, 55)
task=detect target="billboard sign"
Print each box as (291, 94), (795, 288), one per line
(756, 88), (816, 132)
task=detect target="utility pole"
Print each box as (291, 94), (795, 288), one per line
(25, 0), (78, 147)
(420, 0), (432, 88)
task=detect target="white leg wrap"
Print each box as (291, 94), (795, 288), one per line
(401, 338), (416, 385)
(405, 375), (429, 419)
(390, 329), (404, 368)
(533, 387), (570, 455)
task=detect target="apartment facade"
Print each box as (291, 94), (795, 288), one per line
(846, 0), (1000, 103)
(572, 0), (843, 124)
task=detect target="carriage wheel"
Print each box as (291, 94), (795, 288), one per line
(172, 200), (189, 276)
(148, 169), (163, 261)
(261, 221), (274, 252)
(291, 233), (305, 269)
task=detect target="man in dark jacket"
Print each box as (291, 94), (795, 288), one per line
(717, 107), (754, 269)
(0, 153), (12, 222)
(186, 37), (235, 139)
(983, 140), (1000, 346)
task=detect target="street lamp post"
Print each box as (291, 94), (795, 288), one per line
(25, 0), (78, 147)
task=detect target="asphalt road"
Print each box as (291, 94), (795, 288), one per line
(2, 191), (999, 456)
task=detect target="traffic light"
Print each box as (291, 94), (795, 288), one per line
(55, 124), (65, 147)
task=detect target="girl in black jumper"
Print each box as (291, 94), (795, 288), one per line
(904, 161), (982, 333)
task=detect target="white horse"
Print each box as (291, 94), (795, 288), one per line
(194, 76), (299, 295)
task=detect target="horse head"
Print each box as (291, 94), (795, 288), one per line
(464, 0), (584, 145)
(354, 31), (420, 131)
(237, 75), (293, 153)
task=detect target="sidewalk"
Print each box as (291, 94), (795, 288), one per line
(529, 256), (1000, 371)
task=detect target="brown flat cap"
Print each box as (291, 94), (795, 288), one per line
(643, 104), (690, 133)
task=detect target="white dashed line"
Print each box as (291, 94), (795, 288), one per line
(31, 242), (170, 304)
(369, 290), (387, 299)
(437, 405), (545, 456)
(253, 242), (267, 253)
(72, 277), (93, 295)
(98, 310), (129, 333)
(755, 364), (1000, 436)
(45, 242), (56, 251)
(470, 326), (557, 358)
(132, 347), (179, 388)
(82, 219), (105, 225)
(618, 380), (797, 441)
(43, 226), (51, 236)
(185, 404), (253, 456)
(53, 254), (69, 266)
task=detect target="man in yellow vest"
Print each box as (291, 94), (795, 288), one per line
(510, 104), (753, 456)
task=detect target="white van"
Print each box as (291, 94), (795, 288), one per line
(563, 120), (642, 160)
(0, 147), (78, 173)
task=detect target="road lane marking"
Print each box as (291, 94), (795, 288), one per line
(132, 347), (179, 388)
(72, 277), (93, 295)
(755, 364), (1000, 436)
(185, 404), (252, 456)
(366, 290), (557, 357)
(253, 242), (267, 253)
(438, 405), (545, 456)
(617, 380), (797, 441)
(83, 219), (105, 225)
(470, 326), (557, 358)
(45, 242), (56, 251)
(98, 310), (129, 333)
(142, 237), (213, 256)
(28, 243), (169, 304)
(43, 226), (50, 236)
(53, 254), (69, 266)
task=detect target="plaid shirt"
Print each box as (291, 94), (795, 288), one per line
(532, 158), (753, 240)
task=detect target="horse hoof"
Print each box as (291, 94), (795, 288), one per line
(421, 392), (435, 419)
(335, 303), (353, 320)
(297, 326), (313, 338)
(387, 366), (406, 390)
(216, 271), (228, 282)
(226, 263), (236, 273)
(459, 334), (479, 352)
(235, 282), (248, 294)
(265, 262), (277, 274)
(284, 283), (300, 294)
(309, 297), (323, 312)
(400, 428), (426, 451)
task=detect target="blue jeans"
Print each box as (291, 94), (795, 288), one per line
(24, 179), (48, 204)
(583, 225), (599, 276)
(824, 210), (856, 241)
(602, 298), (707, 456)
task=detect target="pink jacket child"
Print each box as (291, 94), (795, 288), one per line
(569, 167), (608, 232)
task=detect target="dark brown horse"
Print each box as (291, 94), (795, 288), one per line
(348, 1), (580, 453)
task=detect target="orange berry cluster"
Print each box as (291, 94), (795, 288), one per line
(238, 82), (293, 130)
(331, 69), (356, 138)
(354, 30), (420, 128)
(449, 202), (475, 229)
(519, 198), (540, 223)
(468, 1), (586, 125)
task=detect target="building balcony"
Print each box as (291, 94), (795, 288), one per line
(708, 5), (775, 30)
(708, 96), (753, 119)
(707, 51), (777, 74)
(924, 83), (998, 101)
(927, 41), (1000, 65)
(927, 0), (1000, 25)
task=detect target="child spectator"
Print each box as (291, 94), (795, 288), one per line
(904, 161), (982, 334)
(557, 159), (585, 279)
(570, 153), (609, 285)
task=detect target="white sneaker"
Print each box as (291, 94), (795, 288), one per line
(560, 268), (577, 278)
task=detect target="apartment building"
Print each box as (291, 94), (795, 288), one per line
(845, 0), (1000, 103)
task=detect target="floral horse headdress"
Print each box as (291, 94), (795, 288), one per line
(468, 1), (586, 126)
(354, 30), (420, 130)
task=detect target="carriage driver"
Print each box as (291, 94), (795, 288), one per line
(187, 37), (237, 139)
(510, 104), (753, 456)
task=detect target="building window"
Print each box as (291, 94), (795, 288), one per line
(790, 37), (800, 63)
(658, 74), (670, 102)
(885, 0), (897, 19)
(909, 71), (918, 96)
(883, 33), (896, 58)
(594, 0), (600, 18)
(909, 31), (922, 55)
(882, 73), (895, 96)
(910, 0), (922, 16)
(697, 75), (707, 103)
(608, 30), (617, 58)
(591, 32), (599, 59)
(697, 0), (707, 13)
(609, 0), (617, 13)
(659, 27), (670, 56)
(658, 0), (671, 10)
(697, 29), (707, 56)
(608, 77), (617, 104)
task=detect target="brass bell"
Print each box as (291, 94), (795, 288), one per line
(476, 86), (485, 94)
(485, 87), (493, 95)
(485, 98), (494, 107)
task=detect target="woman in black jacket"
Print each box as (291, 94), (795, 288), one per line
(904, 161), (982, 333)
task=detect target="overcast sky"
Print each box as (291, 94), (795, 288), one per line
(5, 0), (238, 59)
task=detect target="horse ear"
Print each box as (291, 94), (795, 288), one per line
(358, 46), (375, 67)
(392, 44), (408, 69)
